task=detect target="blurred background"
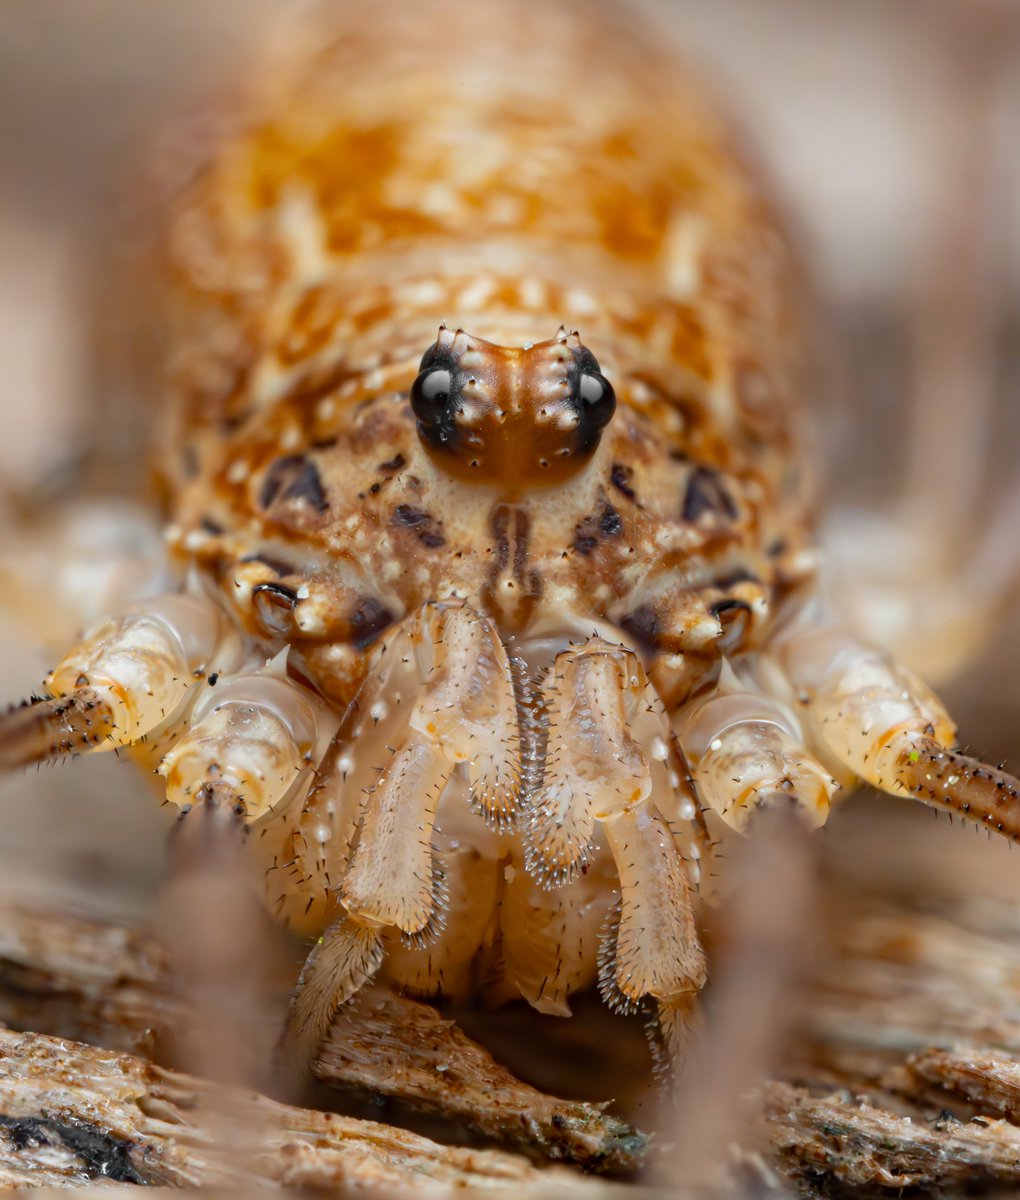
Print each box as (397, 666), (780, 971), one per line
(0, 0), (1018, 925)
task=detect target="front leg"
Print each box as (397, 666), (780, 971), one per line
(281, 601), (522, 1072)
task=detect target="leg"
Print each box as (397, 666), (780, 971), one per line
(526, 637), (709, 1064)
(155, 788), (279, 1088)
(775, 626), (1020, 841)
(0, 593), (239, 771)
(279, 601), (523, 1073)
(674, 662), (840, 833)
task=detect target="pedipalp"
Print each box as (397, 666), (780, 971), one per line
(525, 636), (709, 1064)
(278, 600), (524, 1072)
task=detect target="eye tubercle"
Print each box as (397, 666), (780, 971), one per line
(408, 330), (618, 487)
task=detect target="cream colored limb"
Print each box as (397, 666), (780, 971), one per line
(159, 653), (335, 823)
(773, 625), (1020, 842)
(674, 661), (839, 833)
(0, 592), (241, 771)
(526, 637), (708, 1065)
(279, 600), (522, 1074)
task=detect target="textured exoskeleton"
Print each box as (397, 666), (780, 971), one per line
(3, 0), (1019, 1081)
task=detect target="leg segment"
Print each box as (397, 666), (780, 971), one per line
(159, 655), (334, 822)
(282, 914), (386, 1077)
(329, 601), (520, 937)
(156, 791), (276, 1086)
(280, 601), (522, 1072)
(0, 688), (115, 771)
(600, 804), (707, 1066)
(525, 637), (708, 1063)
(675, 663), (839, 833)
(0, 593), (240, 771)
(525, 638), (660, 887)
(775, 626), (1020, 841)
(896, 743), (1020, 840)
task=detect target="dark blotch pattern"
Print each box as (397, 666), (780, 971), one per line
(574, 504), (623, 555)
(349, 597), (394, 650)
(619, 605), (661, 652)
(260, 455), (329, 513)
(610, 462), (636, 500)
(392, 504), (445, 548)
(0, 1114), (145, 1184)
(682, 466), (737, 523)
(599, 506), (623, 537)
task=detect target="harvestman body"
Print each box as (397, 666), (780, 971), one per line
(2, 0), (1018, 1078)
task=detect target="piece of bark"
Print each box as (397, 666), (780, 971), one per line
(763, 1081), (1020, 1193)
(322, 987), (649, 1175)
(0, 1024), (608, 1191)
(0, 902), (647, 1175)
(901, 1049), (1020, 1124)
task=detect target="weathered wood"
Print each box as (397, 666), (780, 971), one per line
(763, 1080), (1020, 1194)
(324, 988), (649, 1174)
(0, 1025), (609, 1191)
(0, 901), (648, 1175)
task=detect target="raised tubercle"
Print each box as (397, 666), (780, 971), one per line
(409, 325), (616, 488)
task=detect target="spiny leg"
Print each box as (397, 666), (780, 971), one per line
(0, 593), (239, 771)
(600, 805), (706, 1068)
(155, 786), (278, 1088)
(282, 913), (387, 1084)
(0, 689), (115, 771)
(0, 583), (344, 1084)
(664, 804), (819, 1186)
(526, 637), (708, 1065)
(896, 743), (1020, 839)
(776, 626), (1020, 841)
(145, 658), (337, 1090)
(280, 600), (523, 1074)
(381, 832), (501, 1002)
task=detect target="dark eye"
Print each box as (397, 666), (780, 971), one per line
(578, 371), (616, 433)
(411, 368), (453, 427)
